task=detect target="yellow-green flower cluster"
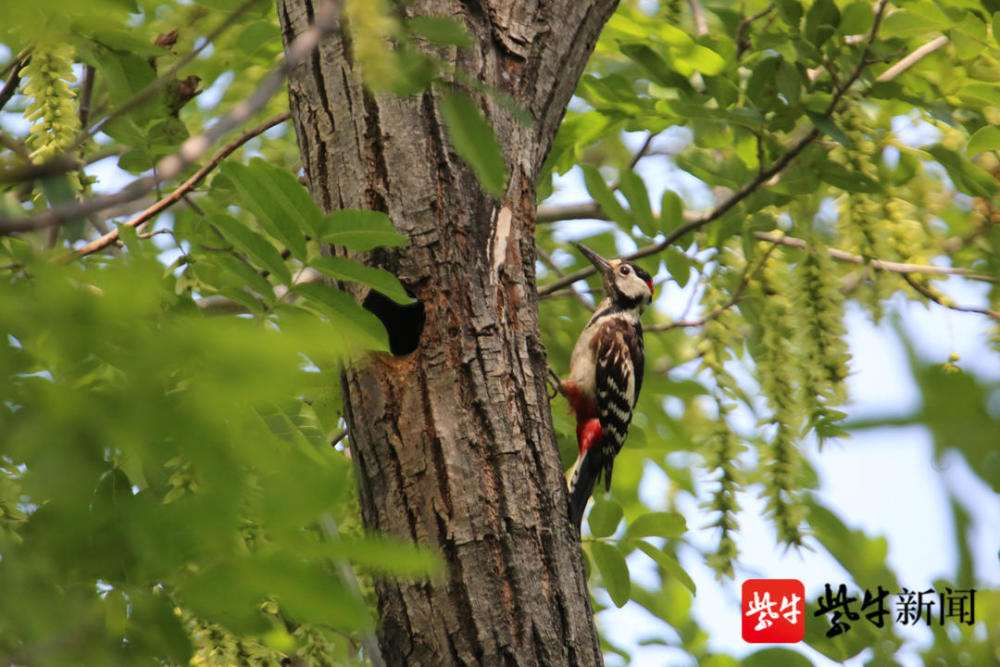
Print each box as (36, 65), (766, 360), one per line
(22, 42), (80, 165)
(836, 105), (894, 319)
(696, 249), (745, 401)
(756, 257), (807, 546)
(701, 401), (745, 580)
(791, 241), (850, 443)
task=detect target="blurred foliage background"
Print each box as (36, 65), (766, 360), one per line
(1, 0), (999, 664)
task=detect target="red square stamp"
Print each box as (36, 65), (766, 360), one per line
(742, 579), (805, 643)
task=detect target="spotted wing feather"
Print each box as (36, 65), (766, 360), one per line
(593, 319), (644, 491)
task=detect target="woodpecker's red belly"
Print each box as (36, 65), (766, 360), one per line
(563, 380), (601, 454)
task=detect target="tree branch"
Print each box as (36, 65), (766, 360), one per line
(536, 244), (594, 311)
(77, 64), (96, 128)
(0, 0), (343, 236)
(736, 3), (775, 59)
(752, 231), (996, 282)
(70, 111), (291, 259)
(876, 35), (949, 83)
(688, 0), (709, 37)
(0, 52), (27, 112)
(901, 274), (1000, 321)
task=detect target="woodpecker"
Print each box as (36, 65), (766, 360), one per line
(563, 243), (653, 531)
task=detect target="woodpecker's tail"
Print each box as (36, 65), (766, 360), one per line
(567, 448), (603, 532)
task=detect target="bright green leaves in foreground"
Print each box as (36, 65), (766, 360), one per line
(0, 150), (431, 662)
(583, 505), (690, 609)
(183, 158), (409, 351)
(439, 92), (509, 197)
(0, 253), (437, 664)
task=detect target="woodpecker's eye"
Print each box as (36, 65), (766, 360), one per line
(620, 265), (631, 275)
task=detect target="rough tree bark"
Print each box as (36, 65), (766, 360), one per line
(279, 1), (618, 663)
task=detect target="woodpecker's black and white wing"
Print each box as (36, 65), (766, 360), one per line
(594, 319), (644, 491)
(567, 317), (645, 530)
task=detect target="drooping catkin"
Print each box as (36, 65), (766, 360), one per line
(23, 42), (80, 165)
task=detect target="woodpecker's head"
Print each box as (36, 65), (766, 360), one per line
(577, 243), (654, 312)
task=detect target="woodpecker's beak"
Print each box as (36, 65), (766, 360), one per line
(576, 243), (613, 277)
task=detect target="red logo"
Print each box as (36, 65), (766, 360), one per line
(742, 579), (805, 643)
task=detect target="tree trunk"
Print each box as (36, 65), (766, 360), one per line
(279, 2), (617, 663)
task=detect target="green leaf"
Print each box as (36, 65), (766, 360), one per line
(85, 46), (159, 120)
(291, 283), (389, 351)
(324, 536), (443, 577)
(439, 93), (508, 197)
(620, 43), (689, 88)
(664, 248), (691, 287)
(210, 214), (292, 285)
(806, 112), (852, 148)
(633, 540), (696, 595)
(589, 541), (630, 607)
(951, 13), (988, 60)
(409, 16), (472, 47)
(625, 511), (686, 539)
(777, 0), (803, 26)
(683, 44), (725, 77)
(966, 125), (1000, 156)
(617, 169), (656, 235)
(218, 160), (314, 259)
(775, 59), (801, 106)
(588, 499), (623, 538)
(839, 2), (874, 35)
(742, 648), (813, 667)
(804, 0), (840, 48)
(236, 21), (281, 57)
(311, 256), (414, 305)
(881, 9), (947, 37)
(816, 160), (881, 193)
(957, 83), (1000, 107)
(582, 165), (629, 225)
(926, 145), (998, 197)
(319, 210), (408, 251)
(659, 190), (684, 236)
(216, 255), (275, 303)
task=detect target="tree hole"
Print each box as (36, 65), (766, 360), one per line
(363, 288), (425, 356)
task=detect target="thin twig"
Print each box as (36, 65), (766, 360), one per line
(0, 53), (27, 112)
(70, 111), (291, 258)
(688, 0), (709, 37)
(736, 3), (775, 59)
(752, 231), (996, 281)
(647, 236), (781, 332)
(536, 245), (594, 311)
(876, 35), (949, 82)
(902, 274), (1000, 321)
(77, 65), (96, 128)
(0, 48), (30, 80)
(0, 130), (30, 161)
(0, 0), (342, 236)
(627, 132), (655, 171)
(604, 132), (657, 193)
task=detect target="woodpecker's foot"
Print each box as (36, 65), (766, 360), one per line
(546, 365), (565, 399)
